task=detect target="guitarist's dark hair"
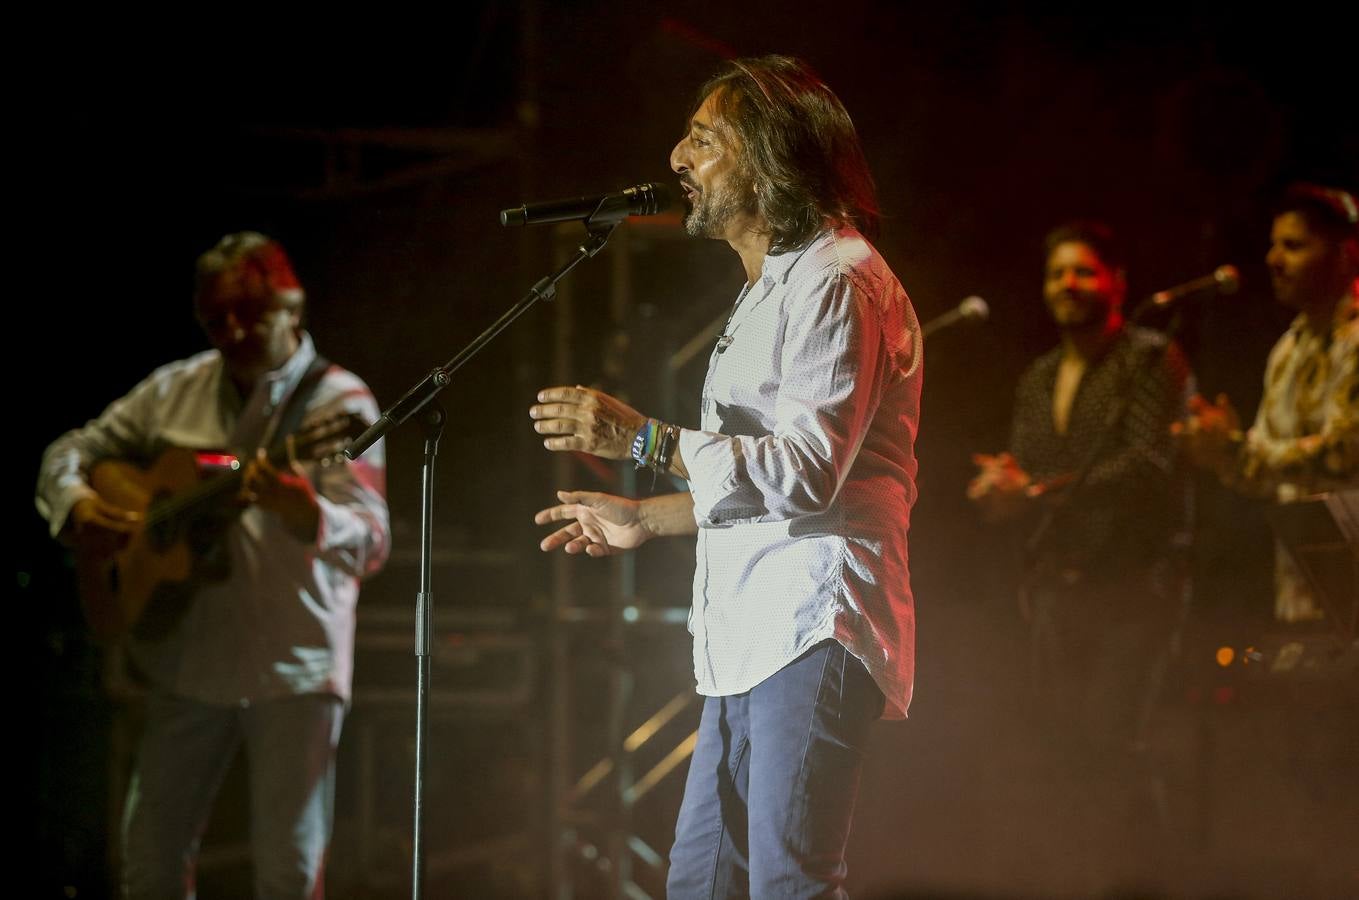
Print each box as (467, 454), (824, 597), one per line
(1042, 220), (1124, 274)
(194, 232), (305, 312)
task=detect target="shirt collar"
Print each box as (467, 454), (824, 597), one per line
(758, 228), (837, 286)
(1287, 288), (1359, 342)
(264, 331), (317, 407)
(1336, 289), (1359, 328)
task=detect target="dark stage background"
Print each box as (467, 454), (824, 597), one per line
(21, 4), (1358, 898)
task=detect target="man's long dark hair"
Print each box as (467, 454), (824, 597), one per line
(697, 55), (879, 252)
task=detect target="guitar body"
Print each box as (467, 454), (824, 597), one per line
(76, 448), (207, 643)
(71, 413), (362, 643)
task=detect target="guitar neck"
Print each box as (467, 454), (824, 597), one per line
(141, 414), (360, 530)
(145, 463), (246, 529)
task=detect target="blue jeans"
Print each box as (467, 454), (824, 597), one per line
(121, 692), (344, 899)
(667, 640), (884, 899)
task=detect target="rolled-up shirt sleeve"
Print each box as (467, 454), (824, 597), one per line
(306, 385), (391, 579)
(36, 372), (164, 538)
(313, 455), (389, 577)
(681, 268), (886, 527)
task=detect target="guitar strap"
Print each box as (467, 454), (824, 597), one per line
(263, 353), (332, 457)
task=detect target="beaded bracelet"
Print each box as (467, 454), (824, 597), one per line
(631, 419), (657, 469)
(631, 418), (680, 473)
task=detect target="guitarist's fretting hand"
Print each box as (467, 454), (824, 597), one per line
(70, 495), (142, 555)
(239, 436), (321, 543)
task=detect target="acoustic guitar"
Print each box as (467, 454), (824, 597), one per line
(75, 413), (365, 642)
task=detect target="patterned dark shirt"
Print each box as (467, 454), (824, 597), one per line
(1010, 326), (1193, 584)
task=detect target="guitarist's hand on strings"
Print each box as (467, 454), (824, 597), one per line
(69, 495), (141, 555)
(240, 435), (321, 543)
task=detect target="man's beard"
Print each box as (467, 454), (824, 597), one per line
(683, 167), (757, 239)
(1270, 269), (1334, 311)
(1270, 274), (1301, 309)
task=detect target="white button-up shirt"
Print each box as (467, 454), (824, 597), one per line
(677, 228), (922, 718)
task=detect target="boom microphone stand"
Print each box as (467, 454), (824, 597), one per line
(344, 212), (625, 899)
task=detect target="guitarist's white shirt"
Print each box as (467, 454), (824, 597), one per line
(37, 333), (391, 704)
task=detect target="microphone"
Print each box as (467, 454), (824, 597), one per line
(500, 182), (671, 227)
(922, 295), (989, 338)
(1149, 265), (1240, 308)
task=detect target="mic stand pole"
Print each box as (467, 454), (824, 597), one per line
(344, 218), (621, 900)
(412, 401), (445, 897)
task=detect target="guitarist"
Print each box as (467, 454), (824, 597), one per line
(36, 232), (390, 899)
(967, 222), (1193, 850)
